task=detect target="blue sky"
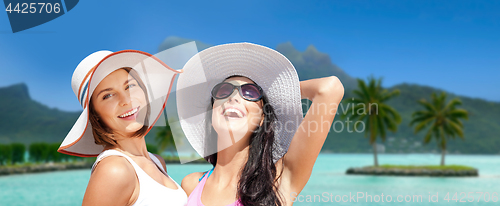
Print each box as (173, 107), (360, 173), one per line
(1, 0), (499, 111)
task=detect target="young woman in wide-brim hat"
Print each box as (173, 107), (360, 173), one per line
(177, 43), (344, 205)
(58, 50), (188, 205)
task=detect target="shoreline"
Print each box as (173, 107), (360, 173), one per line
(0, 162), (94, 176)
(0, 158), (209, 176)
(346, 166), (479, 177)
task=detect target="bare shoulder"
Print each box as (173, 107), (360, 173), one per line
(83, 156), (136, 205)
(92, 155), (135, 181)
(152, 153), (167, 171)
(181, 172), (205, 196)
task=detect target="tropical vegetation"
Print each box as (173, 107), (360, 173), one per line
(342, 77), (402, 166)
(155, 119), (177, 156)
(410, 92), (468, 165)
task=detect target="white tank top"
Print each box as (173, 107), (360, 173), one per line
(92, 149), (188, 206)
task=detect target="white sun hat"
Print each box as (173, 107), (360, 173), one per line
(58, 50), (180, 157)
(176, 42), (303, 163)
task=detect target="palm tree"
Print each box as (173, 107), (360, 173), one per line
(155, 118), (177, 157)
(410, 92), (468, 166)
(343, 77), (402, 166)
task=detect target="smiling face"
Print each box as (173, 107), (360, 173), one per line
(211, 76), (264, 148)
(90, 69), (148, 138)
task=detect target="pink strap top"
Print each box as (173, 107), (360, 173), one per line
(186, 170), (242, 206)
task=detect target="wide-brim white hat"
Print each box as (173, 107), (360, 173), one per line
(58, 50), (180, 157)
(176, 42), (303, 162)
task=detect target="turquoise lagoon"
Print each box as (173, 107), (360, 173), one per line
(1, 154), (499, 205)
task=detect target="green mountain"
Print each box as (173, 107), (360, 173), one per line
(387, 83), (500, 154)
(0, 83), (80, 144)
(321, 83), (500, 154)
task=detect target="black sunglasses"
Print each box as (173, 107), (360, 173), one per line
(211, 82), (263, 102)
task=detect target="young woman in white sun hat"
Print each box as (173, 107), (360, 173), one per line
(177, 43), (344, 205)
(58, 50), (188, 205)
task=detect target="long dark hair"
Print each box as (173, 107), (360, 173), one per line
(205, 76), (283, 206)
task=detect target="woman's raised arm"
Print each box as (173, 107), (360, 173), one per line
(281, 76), (344, 193)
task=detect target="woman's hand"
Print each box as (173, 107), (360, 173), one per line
(280, 76), (344, 195)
